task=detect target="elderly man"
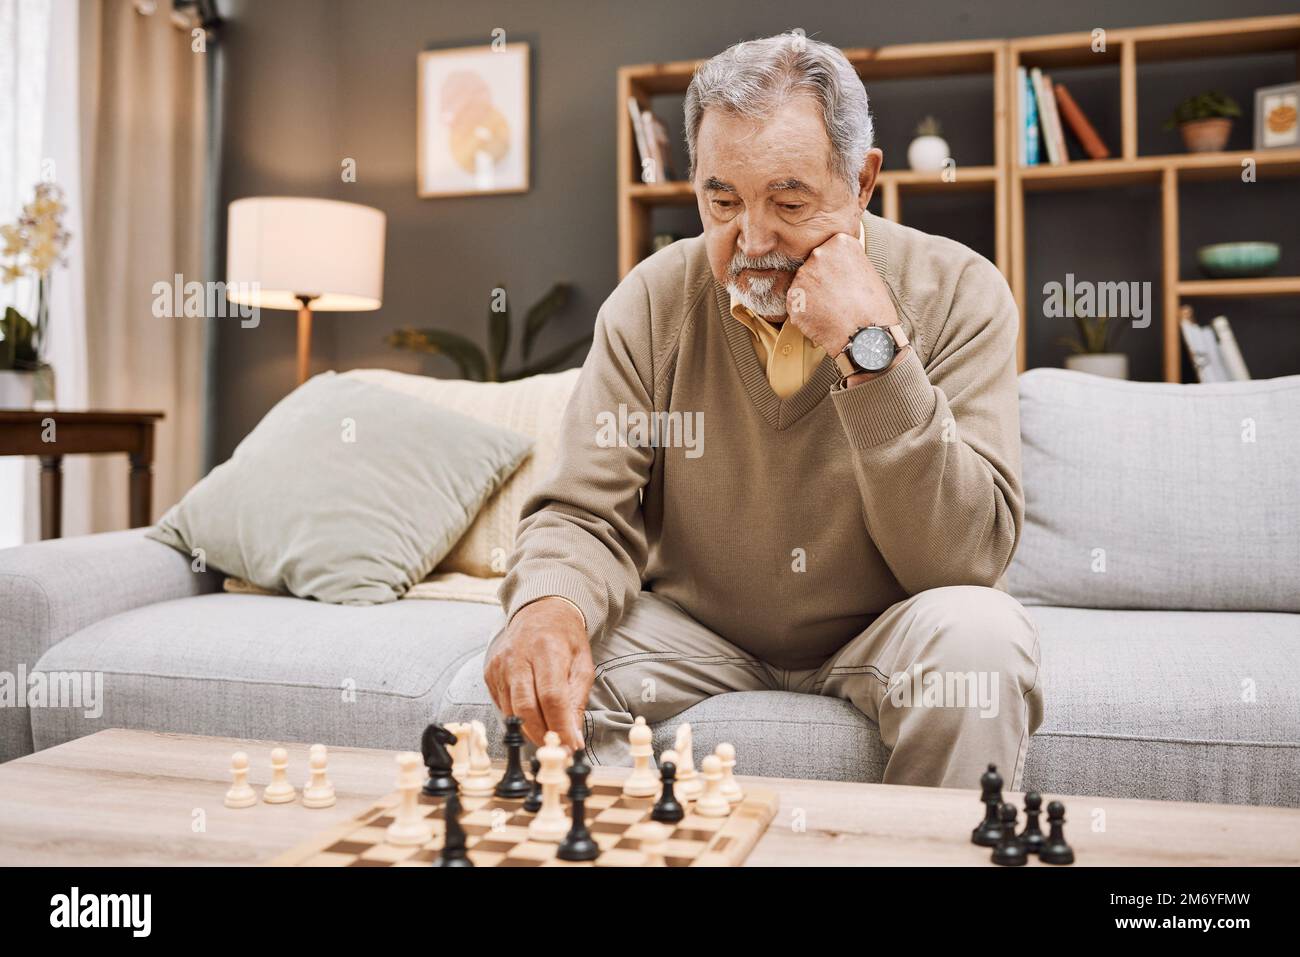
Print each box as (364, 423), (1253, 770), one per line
(485, 33), (1043, 789)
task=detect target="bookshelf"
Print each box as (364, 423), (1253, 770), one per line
(616, 38), (1010, 278)
(1007, 14), (1300, 382)
(616, 14), (1300, 383)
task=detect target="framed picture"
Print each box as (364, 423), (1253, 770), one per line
(1253, 82), (1299, 151)
(417, 42), (530, 197)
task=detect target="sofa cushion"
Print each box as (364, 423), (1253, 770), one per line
(343, 368), (580, 578)
(1008, 369), (1300, 612)
(29, 593), (505, 752)
(148, 372), (532, 605)
(439, 606), (1300, 806)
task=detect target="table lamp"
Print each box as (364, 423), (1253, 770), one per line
(226, 197), (386, 385)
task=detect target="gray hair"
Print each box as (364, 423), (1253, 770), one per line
(684, 33), (874, 188)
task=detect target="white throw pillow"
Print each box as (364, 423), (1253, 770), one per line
(343, 368), (580, 578)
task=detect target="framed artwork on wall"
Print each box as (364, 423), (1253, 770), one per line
(417, 42), (531, 197)
(1253, 82), (1299, 151)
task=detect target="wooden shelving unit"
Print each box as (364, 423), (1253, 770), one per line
(616, 15), (1300, 383)
(1007, 14), (1300, 382)
(617, 38), (1009, 278)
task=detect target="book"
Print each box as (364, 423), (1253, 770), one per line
(647, 113), (676, 181)
(1210, 315), (1251, 380)
(1053, 83), (1111, 160)
(627, 97), (653, 183)
(1031, 68), (1066, 165)
(1019, 67), (1041, 166)
(1180, 317), (1218, 382)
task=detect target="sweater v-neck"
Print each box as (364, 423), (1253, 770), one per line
(712, 211), (890, 431)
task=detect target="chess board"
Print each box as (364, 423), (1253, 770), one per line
(272, 772), (779, 867)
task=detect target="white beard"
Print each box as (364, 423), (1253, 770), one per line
(727, 274), (789, 318)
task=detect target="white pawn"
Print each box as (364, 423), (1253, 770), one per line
(262, 747), (296, 804)
(622, 716), (659, 798)
(462, 720), (495, 797)
(715, 742), (744, 804)
(696, 754), (729, 817)
(447, 722), (471, 782)
(528, 731), (571, 843)
(632, 820), (670, 866)
(674, 723), (701, 801)
(302, 743), (336, 808)
(224, 751), (256, 809)
(386, 752), (432, 846)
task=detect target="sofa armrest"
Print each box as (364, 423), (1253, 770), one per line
(0, 528), (221, 761)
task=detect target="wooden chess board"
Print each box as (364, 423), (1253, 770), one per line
(272, 772), (779, 867)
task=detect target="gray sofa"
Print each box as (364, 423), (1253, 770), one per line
(2, 369), (1297, 807)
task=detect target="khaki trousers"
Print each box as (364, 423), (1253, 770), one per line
(583, 586), (1044, 790)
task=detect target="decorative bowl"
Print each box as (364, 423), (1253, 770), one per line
(1196, 242), (1280, 278)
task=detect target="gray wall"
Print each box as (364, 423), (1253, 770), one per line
(215, 0), (1299, 459)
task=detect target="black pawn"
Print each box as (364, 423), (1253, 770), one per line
(556, 755), (599, 862)
(522, 756), (542, 813)
(1019, 791), (1045, 856)
(991, 802), (1028, 866)
(651, 761), (684, 825)
(432, 791), (473, 867)
(494, 716), (531, 799)
(1039, 800), (1075, 865)
(971, 763), (1004, 847)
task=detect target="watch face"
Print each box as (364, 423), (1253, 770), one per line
(849, 326), (895, 372)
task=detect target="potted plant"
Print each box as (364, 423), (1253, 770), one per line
(1163, 91), (1241, 153)
(1, 181), (70, 407)
(907, 116), (951, 172)
(1059, 312), (1127, 379)
(387, 282), (591, 381)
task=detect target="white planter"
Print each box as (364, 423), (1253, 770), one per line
(1065, 353), (1129, 379)
(0, 370), (36, 409)
(907, 134), (951, 172)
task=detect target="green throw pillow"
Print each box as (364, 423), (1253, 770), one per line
(148, 371), (532, 604)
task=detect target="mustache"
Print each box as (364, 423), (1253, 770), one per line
(728, 251), (804, 278)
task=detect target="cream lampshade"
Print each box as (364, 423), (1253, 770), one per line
(226, 197), (386, 385)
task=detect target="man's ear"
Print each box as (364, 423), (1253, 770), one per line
(857, 148), (884, 211)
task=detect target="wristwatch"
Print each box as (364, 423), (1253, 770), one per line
(834, 323), (910, 376)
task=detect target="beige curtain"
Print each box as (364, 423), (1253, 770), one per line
(79, 0), (207, 530)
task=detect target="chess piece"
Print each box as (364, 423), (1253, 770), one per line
(651, 759), (684, 825)
(386, 751), (433, 846)
(696, 754), (729, 817)
(622, 716), (659, 798)
(971, 763), (1003, 846)
(302, 743), (336, 808)
(447, 722), (471, 782)
(224, 751), (257, 809)
(527, 731), (570, 843)
(421, 723), (458, 798)
(494, 716), (531, 799)
(1019, 791), (1045, 856)
(262, 747), (297, 804)
(522, 756), (543, 813)
(632, 820), (671, 866)
(1038, 800), (1075, 865)
(556, 754), (599, 862)
(673, 724), (701, 801)
(432, 791), (473, 867)
(461, 720), (496, 797)
(991, 802), (1028, 866)
(715, 742), (743, 803)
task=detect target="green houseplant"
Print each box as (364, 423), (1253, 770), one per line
(387, 282), (591, 381)
(1058, 312), (1128, 380)
(1163, 91), (1241, 153)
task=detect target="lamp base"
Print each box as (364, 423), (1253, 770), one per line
(296, 298), (314, 385)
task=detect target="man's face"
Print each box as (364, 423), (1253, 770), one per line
(694, 96), (879, 318)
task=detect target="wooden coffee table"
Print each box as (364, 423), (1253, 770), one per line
(1, 729), (1296, 866)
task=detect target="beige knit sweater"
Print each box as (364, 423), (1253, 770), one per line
(498, 210), (1023, 671)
